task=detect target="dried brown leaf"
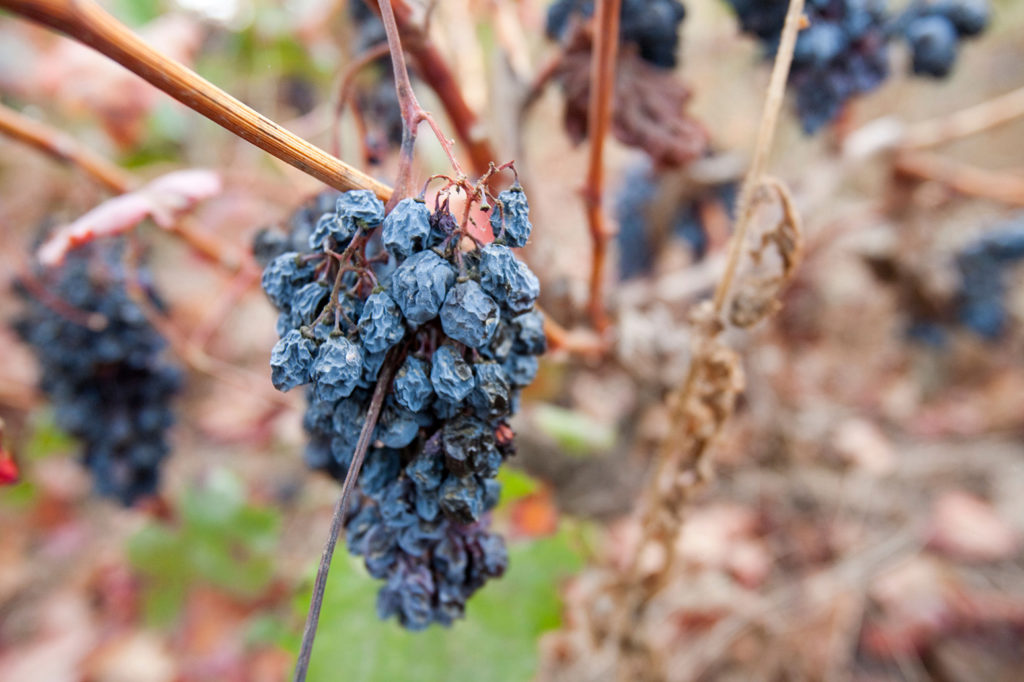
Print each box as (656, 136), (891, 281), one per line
(555, 31), (708, 168)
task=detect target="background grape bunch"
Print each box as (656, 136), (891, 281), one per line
(953, 215), (1024, 339)
(726, 0), (990, 132)
(546, 0), (688, 69)
(257, 184), (545, 629)
(13, 240), (182, 506)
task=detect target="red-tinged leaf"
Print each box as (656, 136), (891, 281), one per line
(37, 193), (155, 265)
(37, 169), (222, 266)
(0, 450), (18, 485)
(141, 169), (223, 227)
(0, 419), (17, 485)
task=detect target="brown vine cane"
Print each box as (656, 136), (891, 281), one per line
(0, 0), (392, 201)
(582, 0), (623, 334)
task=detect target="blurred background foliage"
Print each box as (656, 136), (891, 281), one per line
(2, 0), (1024, 681)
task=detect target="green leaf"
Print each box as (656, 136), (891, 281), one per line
(182, 468), (246, 531)
(127, 469), (282, 624)
(0, 480), (38, 509)
(246, 613), (292, 647)
(189, 534), (275, 598)
(293, 530), (584, 682)
(496, 467), (541, 506)
(24, 412), (75, 460)
(532, 404), (616, 455)
(232, 505), (281, 553)
(111, 0), (162, 27)
(142, 578), (186, 627)
(128, 523), (188, 580)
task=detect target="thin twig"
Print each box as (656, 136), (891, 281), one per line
(1, 0), (392, 200)
(582, 0), (622, 334)
(645, 0), (805, 565)
(541, 306), (608, 358)
(293, 351), (399, 682)
(893, 150), (1024, 207)
(712, 0), (804, 314)
(0, 102), (134, 193)
(901, 85), (1024, 150)
(0, 108), (252, 271)
(329, 42), (392, 158)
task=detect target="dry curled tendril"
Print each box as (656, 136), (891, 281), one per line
(594, 175), (803, 682)
(728, 177), (804, 329)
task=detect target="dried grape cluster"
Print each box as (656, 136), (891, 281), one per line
(725, 0), (989, 133)
(546, 0), (688, 69)
(13, 240), (182, 505)
(258, 185), (545, 629)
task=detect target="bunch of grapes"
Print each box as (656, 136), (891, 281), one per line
(897, 0), (990, 77)
(728, 0), (892, 133)
(615, 162), (736, 279)
(726, 0), (989, 133)
(259, 184), (545, 628)
(615, 167), (661, 279)
(954, 217), (1024, 339)
(13, 240), (182, 505)
(546, 0), (688, 69)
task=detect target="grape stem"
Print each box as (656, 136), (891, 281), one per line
(582, 0), (622, 335)
(377, 0), (466, 206)
(368, 0), (498, 180)
(293, 350), (401, 682)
